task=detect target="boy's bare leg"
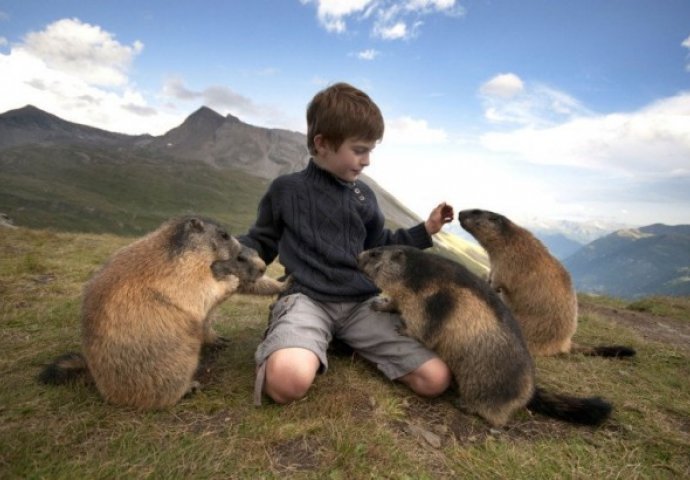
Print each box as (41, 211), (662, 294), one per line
(398, 357), (451, 397)
(264, 347), (320, 404)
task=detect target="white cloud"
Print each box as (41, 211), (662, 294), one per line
(384, 116), (448, 144)
(480, 73), (524, 98)
(302, 0), (462, 40)
(480, 91), (690, 177)
(357, 48), (380, 60)
(375, 21), (409, 40)
(479, 74), (590, 126)
(0, 18), (181, 135)
(0, 36), (7, 47)
(17, 18), (143, 87)
(301, 0), (374, 33)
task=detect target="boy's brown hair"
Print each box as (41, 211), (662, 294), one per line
(306, 82), (385, 155)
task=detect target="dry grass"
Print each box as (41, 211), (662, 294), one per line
(1, 227), (689, 479)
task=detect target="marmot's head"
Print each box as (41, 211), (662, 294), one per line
(458, 209), (513, 250)
(211, 245), (267, 283)
(166, 216), (241, 262)
(358, 245), (417, 289)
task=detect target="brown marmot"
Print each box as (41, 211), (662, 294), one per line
(39, 216), (284, 409)
(358, 245), (612, 427)
(459, 209), (635, 358)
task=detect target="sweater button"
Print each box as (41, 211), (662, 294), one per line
(359, 195), (365, 201)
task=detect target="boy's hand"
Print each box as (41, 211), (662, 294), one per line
(425, 202), (454, 235)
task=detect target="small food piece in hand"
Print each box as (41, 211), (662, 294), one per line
(441, 205), (454, 222)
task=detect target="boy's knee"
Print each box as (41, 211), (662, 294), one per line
(400, 357), (452, 398)
(263, 348), (320, 404)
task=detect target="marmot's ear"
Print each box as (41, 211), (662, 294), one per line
(186, 217), (205, 233)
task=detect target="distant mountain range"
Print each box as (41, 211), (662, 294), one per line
(0, 104), (488, 275)
(447, 217), (626, 260)
(564, 224), (690, 298)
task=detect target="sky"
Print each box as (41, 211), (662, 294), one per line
(1, 0), (689, 227)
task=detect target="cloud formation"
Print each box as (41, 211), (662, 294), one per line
(0, 18), (183, 135)
(480, 73), (524, 98)
(384, 116), (448, 144)
(18, 18), (143, 87)
(480, 91), (690, 178)
(302, 0), (462, 40)
(479, 73), (591, 126)
(0, 18), (297, 135)
(356, 48), (380, 60)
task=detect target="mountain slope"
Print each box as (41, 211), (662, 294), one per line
(564, 225), (690, 298)
(0, 105), (150, 149)
(148, 106), (310, 179)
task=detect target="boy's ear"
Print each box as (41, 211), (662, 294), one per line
(313, 134), (329, 154)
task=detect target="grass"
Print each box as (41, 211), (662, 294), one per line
(579, 293), (690, 322)
(1, 227), (689, 479)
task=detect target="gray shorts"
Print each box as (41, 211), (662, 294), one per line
(255, 293), (438, 380)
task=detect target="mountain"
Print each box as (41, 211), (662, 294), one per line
(563, 224), (690, 298)
(521, 218), (629, 245)
(0, 105), (151, 149)
(0, 105), (486, 274)
(531, 232), (583, 260)
(148, 106), (311, 180)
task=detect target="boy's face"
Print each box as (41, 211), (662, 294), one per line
(314, 135), (376, 183)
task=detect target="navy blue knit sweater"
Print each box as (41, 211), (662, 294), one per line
(238, 159), (433, 302)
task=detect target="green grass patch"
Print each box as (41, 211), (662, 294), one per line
(626, 296), (690, 321)
(1, 227), (689, 479)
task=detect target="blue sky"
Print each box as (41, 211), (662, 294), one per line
(1, 0), (689, 227)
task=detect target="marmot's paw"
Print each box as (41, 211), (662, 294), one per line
(371, 295), (398, 313)
(184, 380), (202, 398)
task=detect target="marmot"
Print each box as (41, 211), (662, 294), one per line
(358, 246), (612, 427)
(39, 216), (284, 409)
(459, 209), (635, 358)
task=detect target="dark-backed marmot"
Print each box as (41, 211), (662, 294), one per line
(459, 209), (635, 358)
(39, 216), (284, 409)
(358, 246), (612, 427)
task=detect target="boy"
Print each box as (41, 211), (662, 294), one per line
(239, 82), (453, 404)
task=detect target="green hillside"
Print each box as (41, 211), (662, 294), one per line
(0, 145), (268, 236)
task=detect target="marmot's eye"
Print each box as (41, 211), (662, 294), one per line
(220, 231), (230, 240)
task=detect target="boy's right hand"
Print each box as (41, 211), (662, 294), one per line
(425, 202), (454, 235)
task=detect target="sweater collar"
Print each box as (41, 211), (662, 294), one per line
(305, 158), (358, 189)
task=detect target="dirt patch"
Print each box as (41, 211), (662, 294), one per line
(579, 300), (690, 349)
(268, 435), (326, 472)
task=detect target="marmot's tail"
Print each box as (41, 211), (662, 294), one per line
(38, 352), (90, 385)
(526, 386), (612, 426)
(571, 343), (636, 358)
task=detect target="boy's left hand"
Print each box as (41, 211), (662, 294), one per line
(425, 202), (454, 235)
